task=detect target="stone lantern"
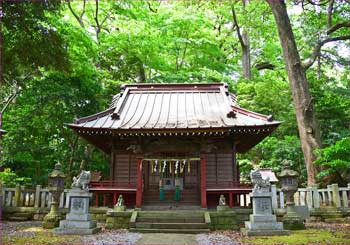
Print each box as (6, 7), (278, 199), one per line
(278, 160), (305, 230)
(43, 162), (66, 229)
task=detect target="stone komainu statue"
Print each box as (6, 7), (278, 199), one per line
(250, 169), (271, 193)
(71, 170), (91, 190)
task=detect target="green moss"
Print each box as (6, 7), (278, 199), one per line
(3, 227), (81, 245)
(243, 229), (350, 245)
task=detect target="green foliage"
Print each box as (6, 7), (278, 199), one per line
(1, 0), (349, 187)
(315, 138), (350, 185)
(2, 72), (105, 184)
(0, 168), (32, 187)
(239, 135), (306, 186)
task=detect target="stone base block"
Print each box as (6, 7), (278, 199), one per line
(54, 226), (101, 235)
(59, 220), (97, 229)
(283, 213), (305, 230)
(42, 214), (62, 229)
(250, 214), (276, 223)
(217, 205), (231, 212)
(66, 213), (92, 221)
(283, 222), (306, 230)
(241, 228), (290, 236)
(114, 206), (126, 212)
(245, 221), (283, 230)
(42, 220), (59, 229)
(324, 218), (348, 223)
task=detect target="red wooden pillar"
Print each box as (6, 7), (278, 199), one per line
(229, 192), (233, 208)
(103, 194), (107, 206)
(136, 158), (143, 208)
(95, 193), (99, 206)
(113, 192), (117, 205)
(200, 152), (207, 208)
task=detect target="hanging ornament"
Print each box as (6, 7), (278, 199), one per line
(170, 162), (172, 173)
(154, 160), (158, 173)
(162, 161), (167, 173)
(175, 160), (179, 174)
(181, 160), (186, 173)
(188, 160), (190, 173)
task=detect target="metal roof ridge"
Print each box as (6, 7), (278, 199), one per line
(73, 107), (115, 125)
(232, 105), (277, 122)
(122, 82), (225, 86)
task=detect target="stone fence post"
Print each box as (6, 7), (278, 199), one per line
(311, 185), (320, 209)
(34, 185), (41, 208)
(306, 187), (313, 209)
(271, 185), (278, 210)
(331, 184), (341, 208)
(14, 184), (21, 207)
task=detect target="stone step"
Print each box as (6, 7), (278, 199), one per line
(135, 222), (208, 229)
(141, 205), (201, 211)
(8, 216), (31, 221)
(137, 217), (205, 223)
(137, 211), (204, 218)
(7, 212), (32, 221)
(129, 228), (210, 234)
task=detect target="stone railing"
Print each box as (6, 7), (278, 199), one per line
(272, 183), (350, 209)
(1, 185), (71, 209)
(1, 183), (349, 210)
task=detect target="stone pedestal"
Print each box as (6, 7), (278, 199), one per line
(114, 205), (126, 212)
(242, 192), (289, 236)
(283, 205), (305, 230)
(54, 189), (100, 235)
(42, 201), (62, 229)
(106, 210), (133, 229)
(217, 205), (230, 212)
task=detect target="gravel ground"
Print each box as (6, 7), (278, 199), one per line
(2, 221), (44, 238)
(2, 221), (244, 244)
(196, 232), (240, 244)
(81, 229), (142, 245)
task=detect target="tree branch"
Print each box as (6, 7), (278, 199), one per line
(67, 0), (85, 28)
(231, 4), (245, 49)
(1, 84), (18, 115)
(255, 62), (276, 70)
(100, 12), (110, 28)
(147, 1), (157, 13)
(327, 0), (334, 28)
(94, 0), (101, 42)
(326, 21), (350, 35)
(302, 35), (350, 70)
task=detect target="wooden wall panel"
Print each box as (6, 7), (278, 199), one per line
(206, 153), (217, 183)
(113, 153), (137, 185)
(206, 152), (234, 184)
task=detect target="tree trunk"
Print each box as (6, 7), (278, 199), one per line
(0, 0), (3, 86)
(242, 32), (251, 79)
(231, 1), (251, 80)
(267, 0), (322, 186)
(0, 113), (3, 162)
(242, 0), (251, 80)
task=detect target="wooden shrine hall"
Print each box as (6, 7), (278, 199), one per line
(68, 83), (281, 208)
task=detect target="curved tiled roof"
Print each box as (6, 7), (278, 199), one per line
(69, 83), (281, 153)
(70, 83), (279, 131)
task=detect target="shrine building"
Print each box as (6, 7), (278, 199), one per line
(68, 83), (280, 209)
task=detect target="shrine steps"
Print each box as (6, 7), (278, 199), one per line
(142, 189), (200, 206)
(130, 211), (210, 234)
